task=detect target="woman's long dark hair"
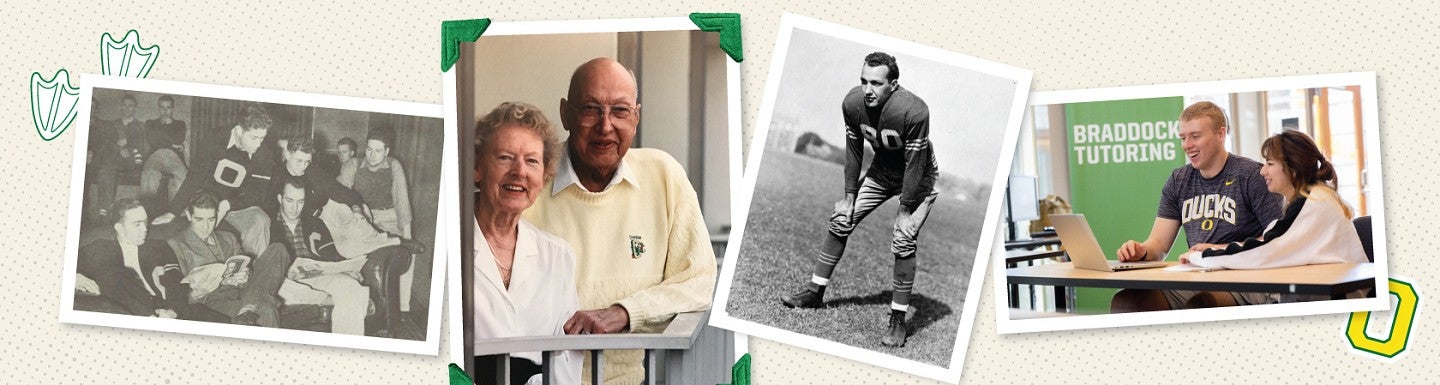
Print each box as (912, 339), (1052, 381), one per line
(1260, 130), (1350, 216)
(1261, 130), (1338, 193)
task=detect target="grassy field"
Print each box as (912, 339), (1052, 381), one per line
(724, 149), (987, 367)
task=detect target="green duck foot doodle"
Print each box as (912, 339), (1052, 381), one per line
(30, 69), (80, 141)
(101, 30), (159, 78)
(448, 363), (471, 385)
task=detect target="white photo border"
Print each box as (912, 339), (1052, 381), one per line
(992, 72), (1389, 334)
(441, 15), (747, 366)
(706, 13), (1034, 383)
(59, 75), (452, 356)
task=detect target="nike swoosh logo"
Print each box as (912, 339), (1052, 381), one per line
(1225, 180), (1235, 186)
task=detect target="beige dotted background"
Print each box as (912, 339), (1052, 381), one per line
(2, 1), (1432, 384)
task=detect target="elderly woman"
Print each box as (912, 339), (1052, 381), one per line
(472, 102), (581, 385)
(1179, 130), (1368, 305)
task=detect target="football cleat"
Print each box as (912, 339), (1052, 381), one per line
(881, 311), (908, 347)
(780, 286), (825, 309)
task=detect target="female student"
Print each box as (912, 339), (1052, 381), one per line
(1181, 130), (1368, 270)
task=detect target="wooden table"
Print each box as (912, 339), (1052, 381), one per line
(1005, 262), (1376, 312)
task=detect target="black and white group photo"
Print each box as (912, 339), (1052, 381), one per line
(709, 15), (1032, 380)
(61, 77), (447, 352)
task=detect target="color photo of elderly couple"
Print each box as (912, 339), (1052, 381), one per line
(452, 24), (738, 385)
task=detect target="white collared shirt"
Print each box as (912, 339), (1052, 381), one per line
(120, 243), (158, 297)
(551, 150), (639, 195)
(472, 219), (582, 385)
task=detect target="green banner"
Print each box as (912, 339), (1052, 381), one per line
(1064, 96), (1186, 313)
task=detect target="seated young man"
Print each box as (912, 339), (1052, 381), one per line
(159, 104), (278, 258)
(270, 176), (420, 337)
(76, 198), (221, 322)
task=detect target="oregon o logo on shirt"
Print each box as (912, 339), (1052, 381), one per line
(214, 158), (248, 188)
(1346, 278), (1420, 360)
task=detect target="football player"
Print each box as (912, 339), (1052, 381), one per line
(781, 52), (940, 348)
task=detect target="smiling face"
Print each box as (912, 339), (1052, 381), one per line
(561, 58), (639, 182)
(1178, 116), (1228, 174)
(1260, 154), (1295, 200)
(860, 64), (897, 108)
(476, 125), (546, 217)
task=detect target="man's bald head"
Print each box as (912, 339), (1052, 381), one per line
(566, 57), (639, 101)
(560, 57), (642, 192)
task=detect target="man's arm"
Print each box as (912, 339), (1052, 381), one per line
(897, 109), (933, 209)
(147, 243), (191, 312)
(310, 173), (365, 208)
(78, 244), (154, 316)
(611, 164), (717, 333)
(389, 158), (412, 238)
(1117, 218), (1181, 262)
(843, 123), (865, 198)
(337, 159), (357, 188)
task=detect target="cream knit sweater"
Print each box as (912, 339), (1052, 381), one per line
(524, 148), (717, 385)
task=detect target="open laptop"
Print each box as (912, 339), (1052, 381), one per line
(1050, 214), (1169, 272)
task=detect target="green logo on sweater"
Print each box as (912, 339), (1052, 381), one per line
(629, 235), (646, 259)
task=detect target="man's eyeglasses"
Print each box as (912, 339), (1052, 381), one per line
(576, 103), (639, 123)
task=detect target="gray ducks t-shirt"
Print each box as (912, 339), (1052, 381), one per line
(1157, 153), (1284, 247)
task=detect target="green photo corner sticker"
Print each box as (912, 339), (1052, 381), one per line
(101, 30), (159, 78)
(719, 353), (751, 385)
(448, 363), (471, 385)
(688, 13), (743, 62)
(30, 69), (80, 141)
(1346, 277), (1421, 360)
(441, 19), (491, 72)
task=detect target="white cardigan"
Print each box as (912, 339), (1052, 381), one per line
(473, 219), (582, 385)
(1183, 187), (1367, 270)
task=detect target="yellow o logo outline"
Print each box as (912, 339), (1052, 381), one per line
(1346, 278), (1419, 358)
(1200, 219), (1215, 231)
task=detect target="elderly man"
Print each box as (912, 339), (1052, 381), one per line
(522, 57), (717, 385)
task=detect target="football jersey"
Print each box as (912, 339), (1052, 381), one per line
(841, 85), (939, 207)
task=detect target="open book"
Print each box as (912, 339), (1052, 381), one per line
(182, 255), (252, 302)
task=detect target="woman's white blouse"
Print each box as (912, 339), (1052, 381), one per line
(474, 219), (582, 385)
